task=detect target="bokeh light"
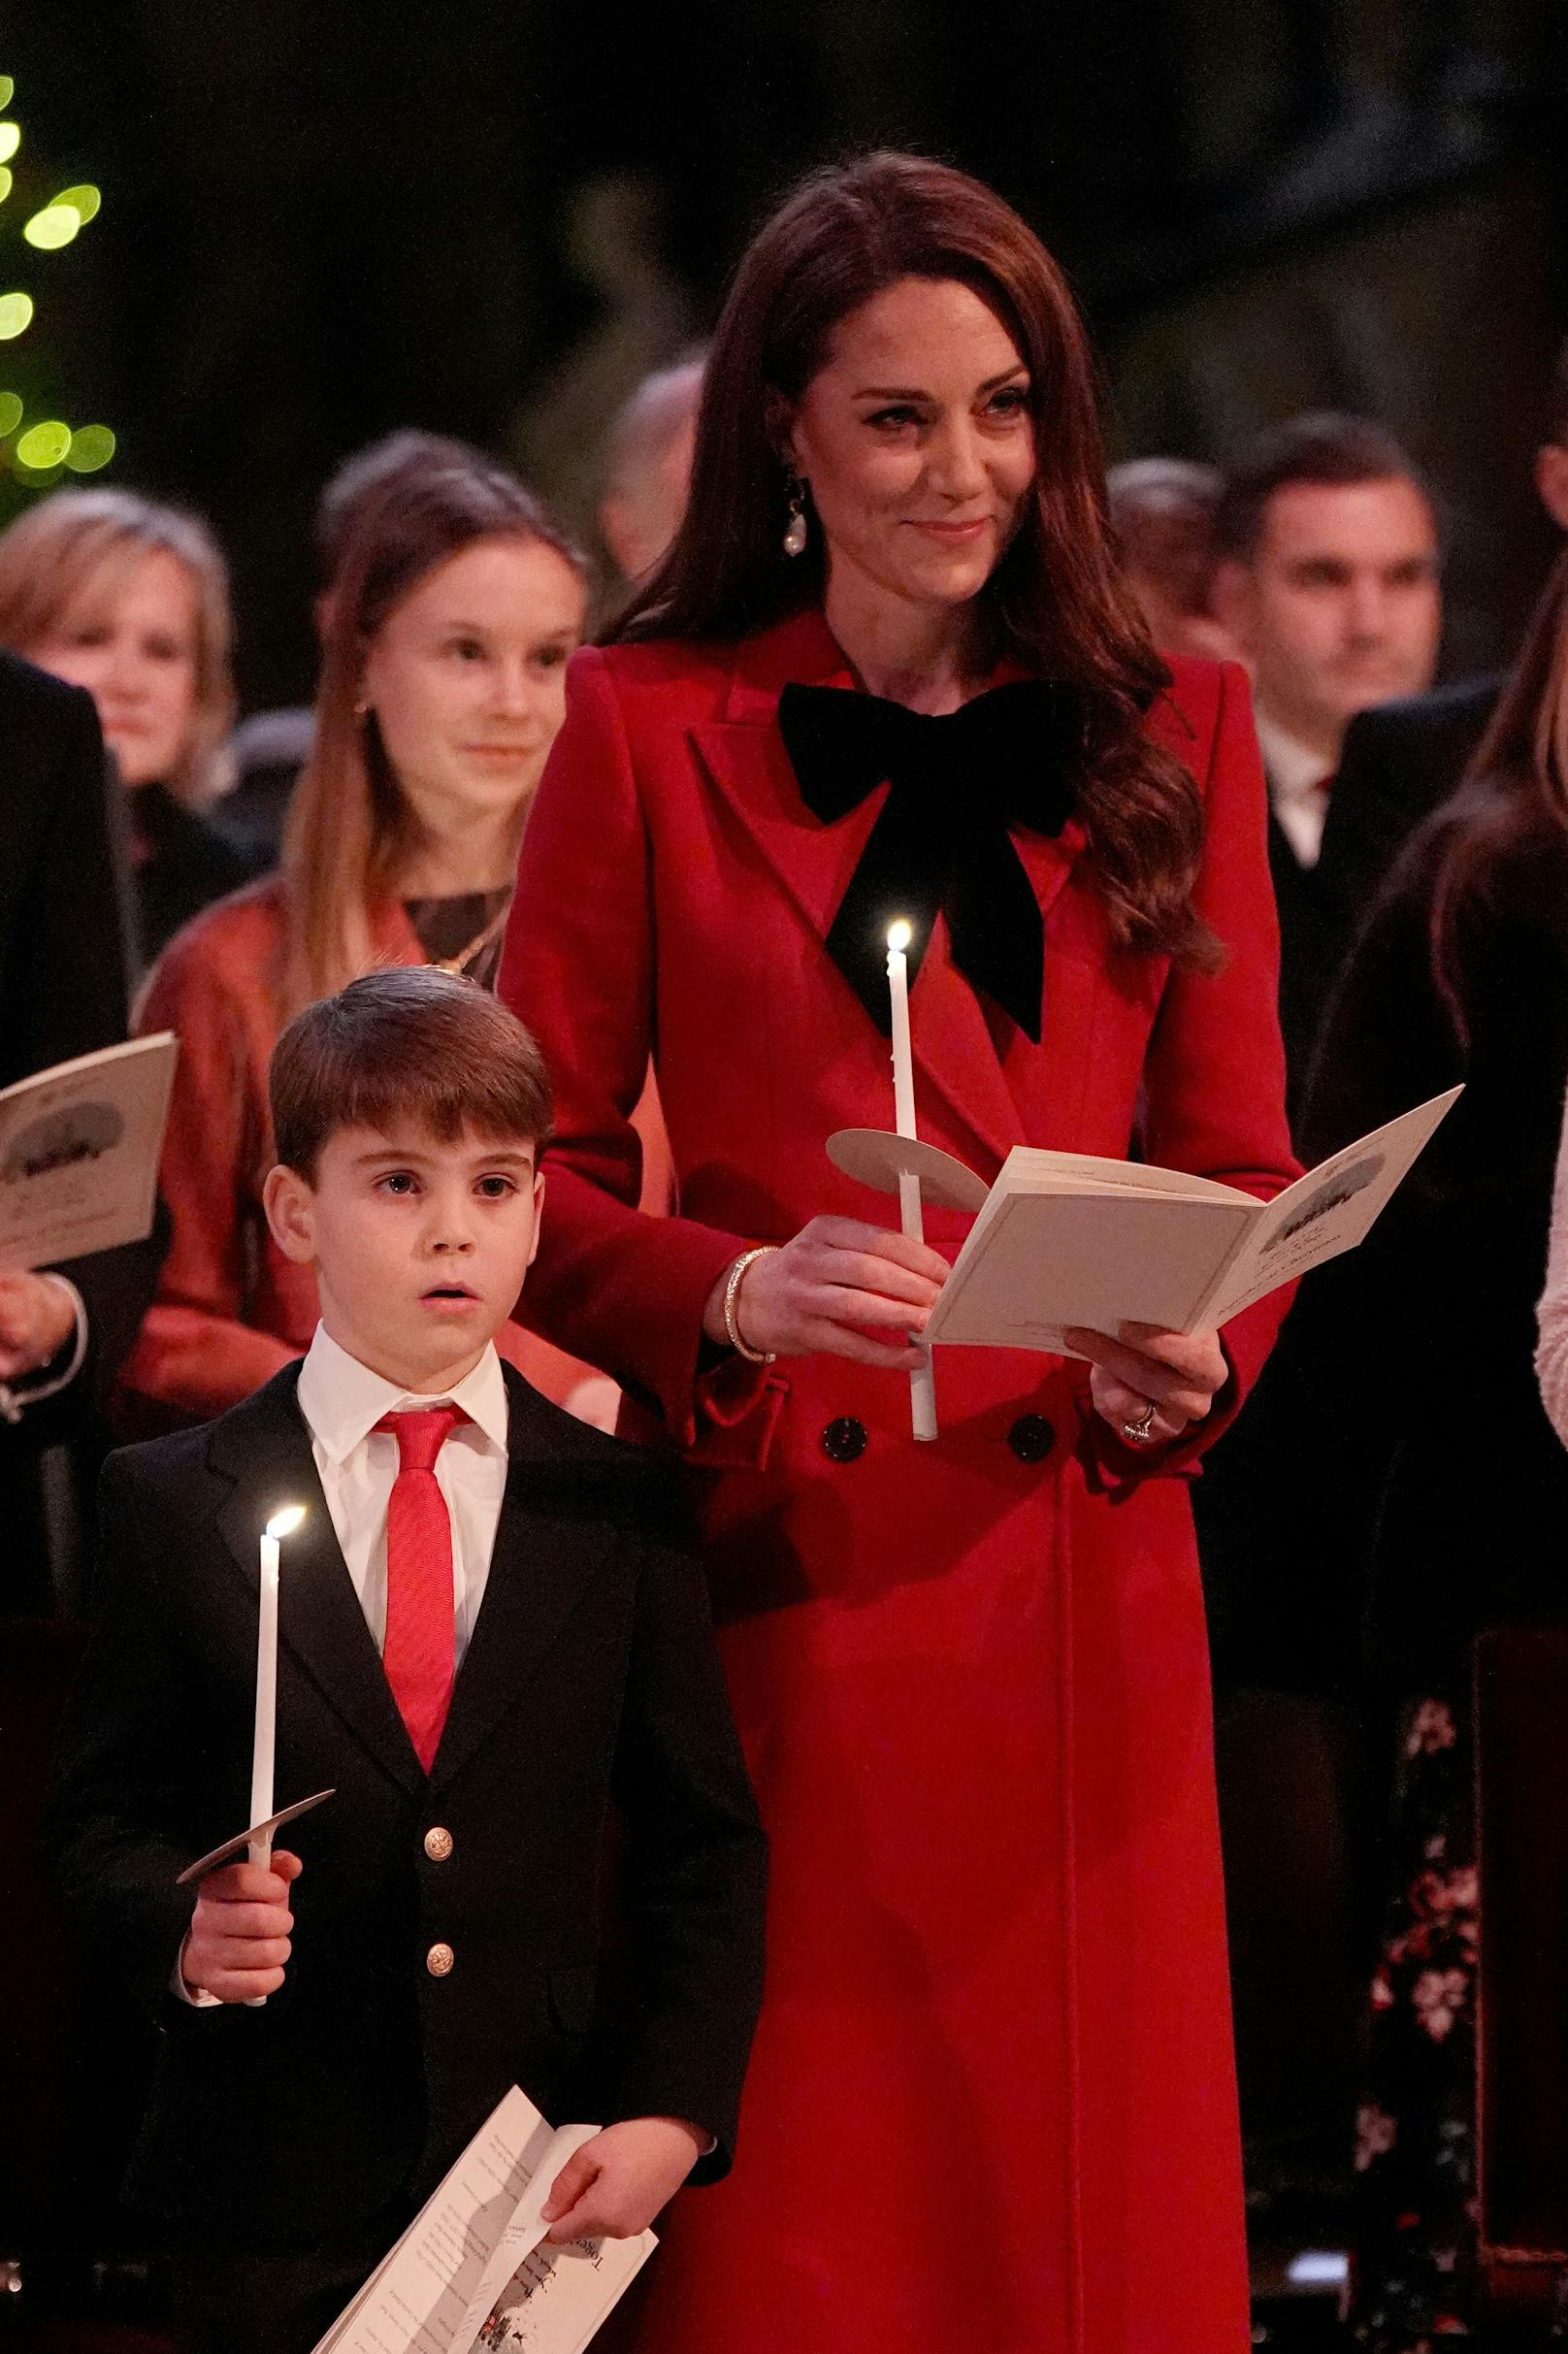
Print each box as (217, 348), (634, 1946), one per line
(0, 80), (15, 112)
(0, 170), (12, 206)
(16, 419), (71, 469)
(0, 292), (33, 340)
(65, 423), (114, 473)
(0, 124), (19, 166)
(54, 183), (101, 223)
(0, 392), (22, 438)
(24, 204), (80, 250)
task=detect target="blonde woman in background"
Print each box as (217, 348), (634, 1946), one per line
(119, 440), (662, 1433)
(0, 487), (253, 958)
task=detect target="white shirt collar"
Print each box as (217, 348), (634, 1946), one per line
(296, 1322), (510, 1466)
(1253, 706), (1336, 808)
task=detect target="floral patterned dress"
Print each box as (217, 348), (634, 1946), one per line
(1348, 1694), (1481, 2348)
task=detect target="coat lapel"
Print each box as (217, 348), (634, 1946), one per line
(208, 1367), (426, 1797)
(690, 607), (1084, 1173)
(427, 1368), (615, 1792)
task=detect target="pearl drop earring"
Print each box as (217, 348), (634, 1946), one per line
(783, 474), (808, 559)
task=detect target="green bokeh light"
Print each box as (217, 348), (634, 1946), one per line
(16, 419), (71, 469)
(0, 392), (22, 438)
(0, 291), (33, 340)
(0, 124), (19, 166)
(0, 80), (14, 111)
(64, 423), (114, 473)
(23, 204), (80, 251)
(55, 183), (101, 223)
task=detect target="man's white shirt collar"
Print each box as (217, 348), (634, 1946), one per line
(1253, 706), (1335, 868)
(296, 1322), (509, 1465)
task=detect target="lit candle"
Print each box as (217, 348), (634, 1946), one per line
(886, 922), (937, 1443)
(249, 1505), (307, 1867)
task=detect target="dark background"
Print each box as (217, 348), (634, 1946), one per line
(1, 2), (1563, 710)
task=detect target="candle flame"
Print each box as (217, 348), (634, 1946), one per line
(266, 1505), (307, 1540)
(886, 919), (913, 953)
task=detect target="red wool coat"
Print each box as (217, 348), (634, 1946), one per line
(499, 608), (1298, 2354)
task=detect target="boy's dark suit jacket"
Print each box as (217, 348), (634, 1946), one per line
(45, 1360), (768, 2250)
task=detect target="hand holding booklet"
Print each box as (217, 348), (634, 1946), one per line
(829, 1087), (1461, 1355)
(311, 2087), (655, 2354)
(0, 1032), (176, 1270)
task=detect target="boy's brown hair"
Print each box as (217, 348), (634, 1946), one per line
(270, 966), (553, 1180)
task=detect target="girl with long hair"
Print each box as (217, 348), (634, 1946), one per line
(0, 486), (249, 956)
(1300, 546), (1568, 2347)
(499, 153), (1297, 2351)
(118, 441), (631, 1429)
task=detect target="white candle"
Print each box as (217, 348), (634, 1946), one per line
(246, 1504), (305, 2008)
(886, 922), (937, 1443)
(249, 1505), (306, 1866)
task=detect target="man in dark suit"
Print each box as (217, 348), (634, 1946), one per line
(46, 967), (767, 2354)
(1210, 412), (1443, 1097)
(0, 646), (162, 1610)
(1310, 343), (1568, 1003)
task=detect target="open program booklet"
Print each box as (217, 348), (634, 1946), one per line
(828, 1086), (1461, 1356)
(311, 2087), (655, 2354)
(0, 1032), (176, 1270)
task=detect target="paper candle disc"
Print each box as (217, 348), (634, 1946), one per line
(827, 1127), (991, 1211)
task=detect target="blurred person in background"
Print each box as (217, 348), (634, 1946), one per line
(1195, 410), (1441, 2246)
(596, 351), (704, 588)
(0, 650), (157, 1608)
(0, 488), (250, 964)
(117, 443), (641, 1433)
(1210, 414), (1442, 1089)
(1106, 455), (1237, 660)
(223, 428), (478, 866)
(1319, 338), (1568, 997)
(1299, 543), (1568, 2348)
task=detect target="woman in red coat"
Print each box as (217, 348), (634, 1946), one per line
(500, 154), (1296, 2354)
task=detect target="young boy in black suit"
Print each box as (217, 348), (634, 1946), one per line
(46, 966), (768, 2354)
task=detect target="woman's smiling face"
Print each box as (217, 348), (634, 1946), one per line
(781, 276), (1037, 618)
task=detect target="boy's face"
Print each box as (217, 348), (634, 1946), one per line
(264, 1121), (543, 1393)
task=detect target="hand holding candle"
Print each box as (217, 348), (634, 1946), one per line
(886, 921), (938, 1442)
(246, 1503), (306, 2006)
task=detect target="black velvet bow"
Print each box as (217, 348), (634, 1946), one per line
(776, 677), (1078, 1043)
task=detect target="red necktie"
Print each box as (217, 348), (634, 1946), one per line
(376, 1406), (467, 1771)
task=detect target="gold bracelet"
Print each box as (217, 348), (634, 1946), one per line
(723, 1247), (779, 1364)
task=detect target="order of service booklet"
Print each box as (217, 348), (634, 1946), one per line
(0, 1032), (177, 1271)
(310, 2087), (656, 2354)
(829, 1086), (1461, 1356)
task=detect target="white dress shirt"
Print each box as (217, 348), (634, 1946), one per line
(295, 1322), (510, 1668)
(1254, 707), (1336, 869)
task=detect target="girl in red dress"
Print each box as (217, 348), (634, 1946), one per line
(500, 153), (1297, 2354)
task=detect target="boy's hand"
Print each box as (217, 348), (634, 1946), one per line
(182, 1849), (303, 2003)
(539, 2116), (705, 2243)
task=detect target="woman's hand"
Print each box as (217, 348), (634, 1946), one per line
(1062, 1321), (1228, 1448)
(703, 1219), (948, 1369)
(0, 1271), (78, 1383)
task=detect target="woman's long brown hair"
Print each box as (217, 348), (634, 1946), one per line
(612, 151), (1218, 969)
(1428, 544), (1568, 1038)
(281, 450), (584, 1016)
